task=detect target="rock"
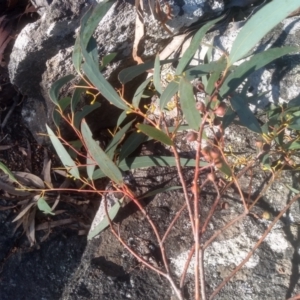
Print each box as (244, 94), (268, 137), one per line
(8, 0), (224, 144)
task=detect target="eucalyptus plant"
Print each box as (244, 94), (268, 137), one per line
(9, 0), (300, 298)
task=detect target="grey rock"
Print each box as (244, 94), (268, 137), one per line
(8, 0), (224, 144)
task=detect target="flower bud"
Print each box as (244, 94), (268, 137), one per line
(214, 102), (227, 117)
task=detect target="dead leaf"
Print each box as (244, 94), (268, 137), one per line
(13, 171), (45, 188)
(132, 0), (144, 64)
(0, 15), (13, 66)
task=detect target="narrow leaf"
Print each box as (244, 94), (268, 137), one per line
(37, 197), (55, 215)
(159, 80), (178, 110)
(101, 53), (117, 69)
(154, 54), (163, 95)
(0, 161), (18, 183)
(118, 59), (174, 84)
(46, 125), (80, 179)
(140, 186), (182, 199)
(230, 94), (262, 133)
(228, 0), (300, 65)
(71, 79), (86, 114)
(12, 202), (35, 222)
(86, 153), (96, 180)
(221, 46), (299, 97)
(88, 200), (121, 240)
(136, 124), (173, 146)
(179, 78), (201, 130)
(176, 15), (225, 75)
(74, 103), (101, 129)
(119, 131), (148, 162)
(49, 74), (75, 105)
(133, 77), (153, 108)
(286, 185), (300, 194)
(93, 156), (208, 180)
(105, 120), (134, 159)
(81, 119), (124, 185)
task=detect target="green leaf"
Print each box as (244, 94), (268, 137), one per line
(73, 35), (82, 74)
(81, 119), (124, 185)
(288, 118), (300, 131)
(93, 156), (208, 180)
(46, 125), (80, 179)
(154, 54), (163, 95)
(37, 197), (54, 215)
(221, 46), (299, 97)
(116, 110), (128, 127)
(176, 14), (225, 75)
(216, 160), (232, 177)
(49, 74), (75, 105)
(136, 124), (173, 146)
(206, 57), (227, 95)
(139, 186), (182, 199)
(284, 140), (300, 150)
(179, 77), (201, 131)
(118, 59), (174, 84)
(286, 184), (300, 194)
(133, 77), (153, 108)
(230, 94), (262, 133)
(88, 199), (122, 240)
(287, 95), (300, 108)
(87, 36), (99, 66)
(222, 105), (236, 129)
(53, 97), (71, 128)
(79, 1), (114, 50)
(119, 131), (148, 162)
(101, 53), (117, 69)
(86, 153), (95, 180)
(74, 103), (101, 129)
(159, 80), (178, 110)
(0, 161), (19, 183)
(81, 49), (128, 110)
(228, 0), (300, 65)
(185, 59), (227, 81)
(71, 79), (86, 114)
(105, 120), (134, 159)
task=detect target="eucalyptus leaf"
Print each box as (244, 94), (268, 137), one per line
(119, 131), (148, 162)
(49, 75), (75, 105)
(71, 79), (86, 114)
(53, 97), (71, 128)
(88, 199), (121, 240)
(37, 197), (55, 215)
(118, 59), (174, 84)
(222, 105), (236, 129)
(93, 156), (208, 180)
(228, 0), (300, 65)
(137, 124), (173, 146)
(139, 186), (182, 199)
(74, 103), (101, 129)
(159, 81), (178, 110)
(230, 94), (262, 133)
(0, 161), (18, 183)
(101, 53), (117, 69)
(133, 77), (153, 108)
(176, 14), (225, 75)
(46, 125), (80, 179)
(105, 120), (134, 159)
(81, 120), (124, 185)
(179, 77), (201, 131)
(154, 54), (163, 95)
(221, 46), (299, 97)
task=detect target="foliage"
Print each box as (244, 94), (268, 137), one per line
(1, 0), (300, 298)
